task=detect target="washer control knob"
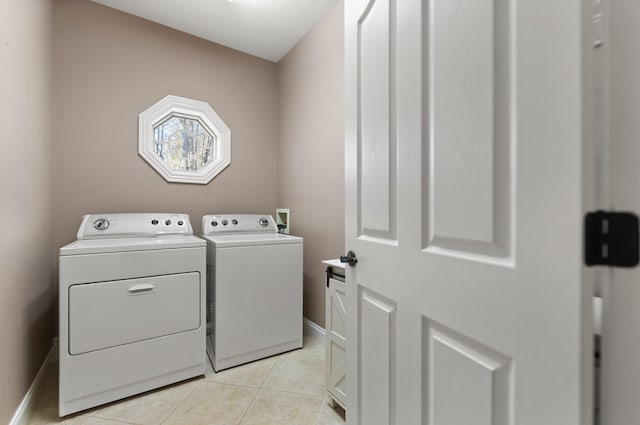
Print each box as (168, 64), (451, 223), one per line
(165, 219), (172, 226)
(93, 218), (110, 231)
(151, 219), (159, 225)
(259, 218), (269, 227)
(232, 219), (238, 225)
(222, 219), (228, 226)
(177, 220), (184, 226)
(211, 221), (218, 227)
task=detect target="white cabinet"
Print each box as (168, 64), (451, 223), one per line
(323, 259), (346, 409)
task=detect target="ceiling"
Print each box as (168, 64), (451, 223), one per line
(90, 0), (339, 62)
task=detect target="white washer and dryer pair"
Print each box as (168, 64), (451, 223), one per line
(58, 212), (303, 416)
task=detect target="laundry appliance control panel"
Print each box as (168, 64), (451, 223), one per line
(202, 214), (277, 235)
(77, 213), (193, 239)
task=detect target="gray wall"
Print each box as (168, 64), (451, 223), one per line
(0, 0), (54, 422)
(277, 1), (345, 327)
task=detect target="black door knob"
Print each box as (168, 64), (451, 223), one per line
(340, 250), (358, 267)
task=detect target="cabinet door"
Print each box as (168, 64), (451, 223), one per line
(326, 276), (347, 408)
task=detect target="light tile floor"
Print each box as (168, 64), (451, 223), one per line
(28, 332), (345, 425)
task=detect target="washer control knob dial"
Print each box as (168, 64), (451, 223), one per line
(222, 219), (228, 226)
(93, 218), (110, 231)
(211, 221), (218, 227)
(232, 219), (238, 225)
(165, 219), (172, 226)
(259, 218), (269, 227)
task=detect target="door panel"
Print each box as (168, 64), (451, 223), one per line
(359, 288), (397, 425)
(345, 0), (589, 424)
(358, 0), (397, 241)
(428, 0), (512, 258)
(602, 0), (640, 423)
(427, 321), (512, 425)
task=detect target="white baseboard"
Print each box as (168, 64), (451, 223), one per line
(9, 342), (55, 425)
(303, 317), (326, 339)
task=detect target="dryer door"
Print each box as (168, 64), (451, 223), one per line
(68, 272), (200, 355)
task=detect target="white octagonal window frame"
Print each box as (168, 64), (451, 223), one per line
(139, 95), (231, 184)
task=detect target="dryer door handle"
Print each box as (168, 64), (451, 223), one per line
(127, 283), (155, 295)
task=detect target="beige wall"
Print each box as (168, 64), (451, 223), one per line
(53, 0), (279, 249)
(0, 0), (54, 422)
(0, 3), (343, 417)
(0, 0), (342, 419)
(277, 2), (345, 327)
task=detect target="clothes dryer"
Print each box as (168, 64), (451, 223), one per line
(202, 214), (303, 371)
(58, 213), (206, 416)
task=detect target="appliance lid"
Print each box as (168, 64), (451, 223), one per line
(60, 235), (205, 255)
(202, 233), (303, 248)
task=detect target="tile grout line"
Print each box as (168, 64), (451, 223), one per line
(232, 356), (279, 425)
(314, 394), (326, 425)
(260, 357), (279, 390)
(236, 352), (311, 425)
(260, 355), (327, 397)
(260, 356), (283, 390)
(234, 385), (261, 425)
(254, 387), (326, 397)
(157, 379), (204, 425)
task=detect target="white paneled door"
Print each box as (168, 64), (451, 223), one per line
(601, 1), (640, 424)
(345, 1), (590, 424)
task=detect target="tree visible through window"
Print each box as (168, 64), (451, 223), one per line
(153, 115), (216, 172)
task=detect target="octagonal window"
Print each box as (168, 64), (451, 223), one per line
(139, 95), (230, 184)
(153, 115), (216, 171)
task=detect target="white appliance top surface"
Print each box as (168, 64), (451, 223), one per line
(201, 214), (302, 247)
(322, 258), (345, 270)
(61, 213), (204, 255)
(60, 235), (205, 256)
(203, 232), (302, 248)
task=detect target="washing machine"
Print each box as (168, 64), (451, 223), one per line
(58, 213), (206, 416)
(202, 214), (303, 371)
